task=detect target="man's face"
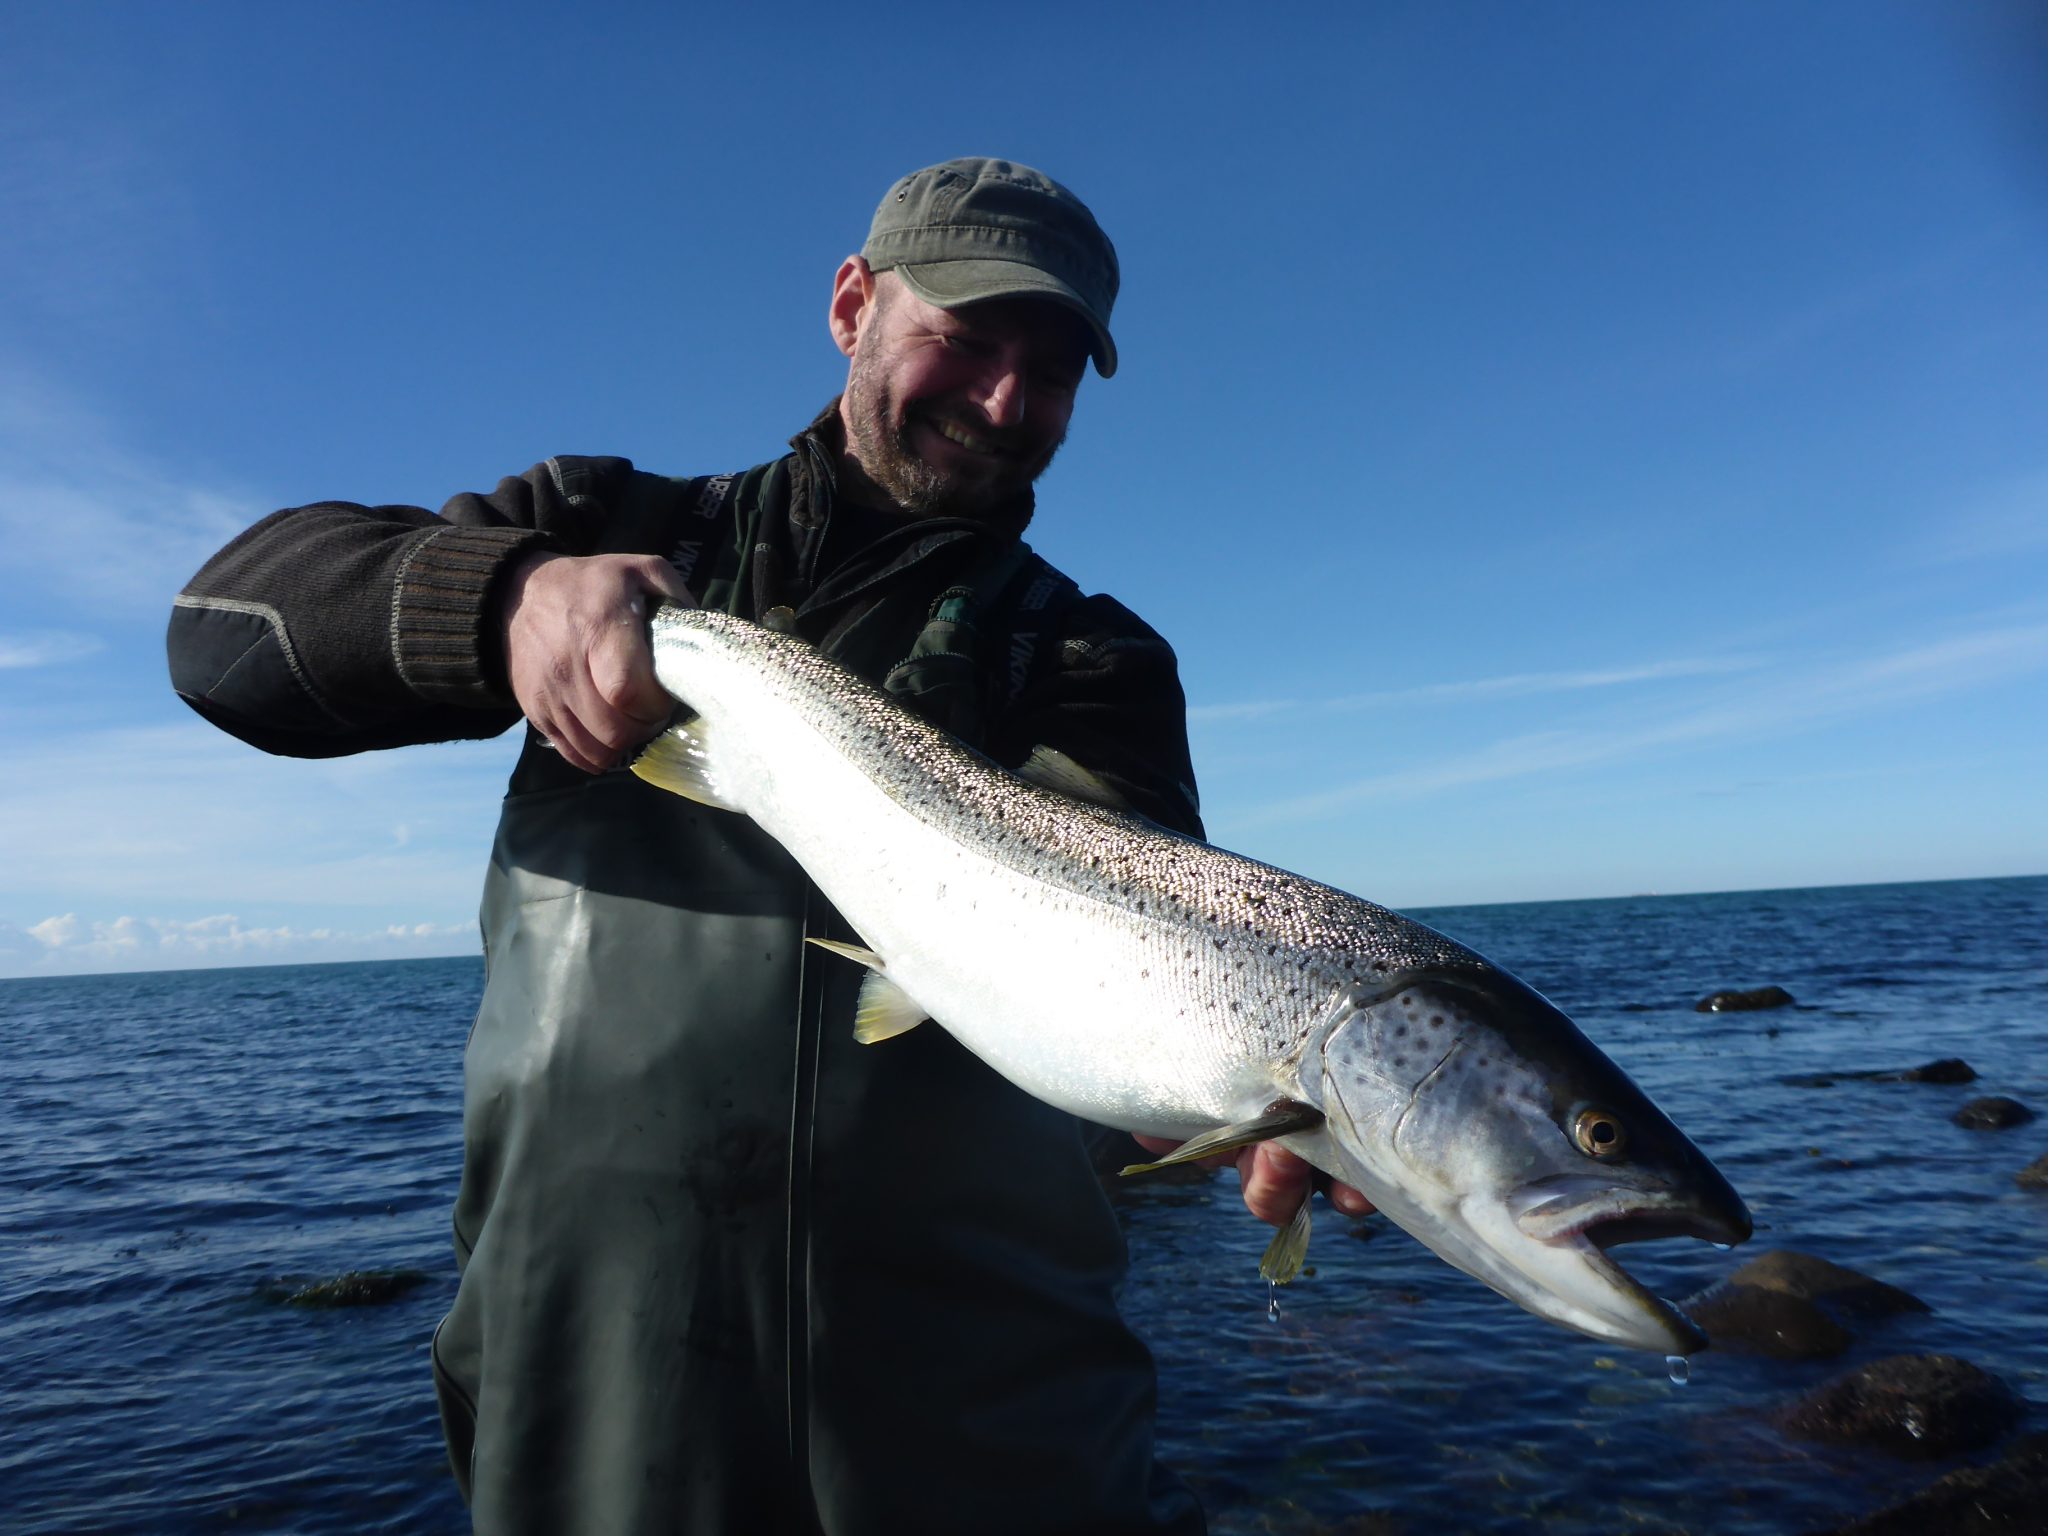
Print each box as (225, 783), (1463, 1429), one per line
(839, 274), (1090, 518)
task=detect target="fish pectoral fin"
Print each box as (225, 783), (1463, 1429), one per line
(1117, 1099), (1325, 1176)
(805, 937), (885, 970)
(629, 719), (743, 812)
(803, 938), (931, 1043)
(1018, 746), (1130, 811)
(1258, 1189), (1314, 1285)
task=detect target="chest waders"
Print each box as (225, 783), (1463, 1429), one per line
(430, 462), (1204, 1536)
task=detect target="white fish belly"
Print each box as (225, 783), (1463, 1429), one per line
(721, 704), (1268, 1133)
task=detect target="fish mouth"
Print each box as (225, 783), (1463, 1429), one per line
(1504, 1176), (1753, 1354)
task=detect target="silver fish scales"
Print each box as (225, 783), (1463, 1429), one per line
(634, 605), (1750, 1355)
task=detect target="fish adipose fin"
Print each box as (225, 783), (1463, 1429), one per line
(1118, 1099), (1325, 1176)
(629, 720), (743, 812)
(805, 938), (930, 1043)
(1019, 746), (1130, 810)
(1258, 1190), (1314, 1285)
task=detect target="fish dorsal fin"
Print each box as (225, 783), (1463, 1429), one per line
(1019, 746), (1129, 810)
(1118, 1099), (1325, 1176)
(805, 938), (930, 1043)
(629, 718), (742, 812)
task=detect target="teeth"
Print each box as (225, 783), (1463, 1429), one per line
(934, 419), (997, 454)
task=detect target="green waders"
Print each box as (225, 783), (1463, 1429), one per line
(429, 463), (1204, 1536)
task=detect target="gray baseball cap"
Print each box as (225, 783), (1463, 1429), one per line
(861, 157), (1120, 378)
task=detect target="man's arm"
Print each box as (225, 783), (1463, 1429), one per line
(167, 457), (683, 762)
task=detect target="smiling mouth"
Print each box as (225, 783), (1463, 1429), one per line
(920, 415), (1022, 460)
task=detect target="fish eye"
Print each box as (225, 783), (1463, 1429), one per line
(1571, 1107), (1628, 1159)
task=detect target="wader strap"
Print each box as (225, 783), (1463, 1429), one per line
(878, 539), (1078, 745)
(786, 884), (826, 1533)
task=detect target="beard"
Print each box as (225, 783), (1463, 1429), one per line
(841, 345), (1065, 519)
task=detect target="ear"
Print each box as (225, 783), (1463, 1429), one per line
(828, 256), (876, 359)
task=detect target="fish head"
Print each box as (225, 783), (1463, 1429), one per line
(1304, 967), (1752, 1354)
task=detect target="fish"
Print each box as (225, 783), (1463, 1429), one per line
(631, 605), (1752, 1355)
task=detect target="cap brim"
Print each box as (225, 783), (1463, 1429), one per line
(895, 259), (1117, 378)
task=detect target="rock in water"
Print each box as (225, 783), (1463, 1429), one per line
(1804, 1431), (2048, 1535)
(1952, 1096), (2035, 1130)
(1903, 1058), (1977, 1084)
(1695, 985), (1795, 1013)
(284, 1269), (432, 1307)
(1777, 1354), (2021, 1460)
(2017, 1152), (2048, 1190)
(1684, 1250), (1926, 1360)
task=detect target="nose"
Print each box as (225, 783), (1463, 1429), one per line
(976, 363), (1027, 430)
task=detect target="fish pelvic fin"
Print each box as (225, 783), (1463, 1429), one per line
(804, 938), (930, 1044)
(1258, 1189), (1314, 1285)
(1118, 1099), (1325, 1176)
(629, 719), (742, 812)
(1018, 746), (1130, 811)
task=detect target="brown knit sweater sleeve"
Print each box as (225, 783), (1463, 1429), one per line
(165, 457), (634, 757)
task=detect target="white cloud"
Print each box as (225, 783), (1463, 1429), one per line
(0, 630), (105, 668)
(10, 910), (475, 975)
(0, 367), (261, 606)
(1190, 653), (1762, 725)
(0, 715), (521, 917)
(1231, 620), (2048, 826)
(1907, 467), (2048, 566)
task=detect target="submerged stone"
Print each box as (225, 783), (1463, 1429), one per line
(283, 1268), (432, 1308)
(2017, 1152), (2048, 1190)
(1685, 1250), (1927, 1359)
(1686, 1283), (1854, 1359)
(1903, 1058), (1977, 1084)
(1805, 1431), (2048, 1535)
(1777, 1354), (2022, 1460)
(1695, 985), (1795, 1013)
(1952, 1096), (2035, 1131)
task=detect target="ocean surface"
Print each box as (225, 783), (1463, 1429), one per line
(3, 875), (2044, 1534)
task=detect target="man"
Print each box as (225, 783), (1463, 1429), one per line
(168, 158), (1364, 1535)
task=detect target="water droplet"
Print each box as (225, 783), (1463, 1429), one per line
(1266, 1280), (1281, 1322)
(1666, 1355), (1690, 1386)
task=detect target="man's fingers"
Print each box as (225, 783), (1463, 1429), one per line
(630, 555), (696, 608)
(1327, 1183), (1376, 1218)
(588, 625), (673, 730)
(1236, 1142), (1311, 1227)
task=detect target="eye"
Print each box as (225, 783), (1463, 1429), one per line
(1571, 1107), (1628, 1159)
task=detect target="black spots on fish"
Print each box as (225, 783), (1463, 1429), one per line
(1140, 968), (1149, 979)
(1212, 937), (1227, 950)
(1392, 1024), (1407, 1040)
(1430, 1014), (1445, 1028)
(1371, 960), (1389, 973)
(1265, 944), (1277, 956)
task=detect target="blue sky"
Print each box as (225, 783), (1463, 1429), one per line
(2, 2), (2044, 977)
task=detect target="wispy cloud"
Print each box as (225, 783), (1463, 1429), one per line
(1905, 467), (2048, 566)
(1190, 654), (1762, 725)
(0, 368), (260, 607)
(1234, 621), (2048, 826)
(0, 717), (520, 916)
(0, 630), (105, 668)
(8, 911), (474, 976)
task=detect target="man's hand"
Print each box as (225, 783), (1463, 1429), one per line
(1130, 1134), (1375, 1226)
(499, 552), (696, 773)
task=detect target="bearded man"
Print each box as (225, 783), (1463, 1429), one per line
(168, 158), (1360, 1536)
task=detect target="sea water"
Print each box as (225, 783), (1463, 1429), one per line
(4, 876), (2044, 1534)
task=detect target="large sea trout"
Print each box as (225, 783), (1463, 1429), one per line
(632, 606), (1751, 1355)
